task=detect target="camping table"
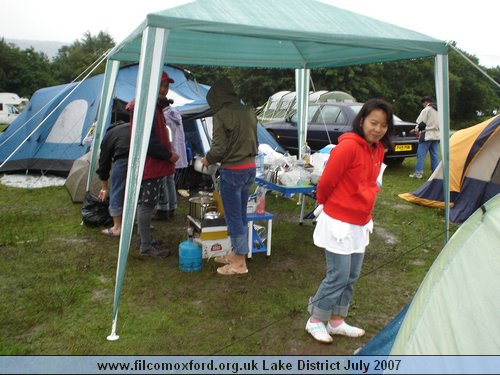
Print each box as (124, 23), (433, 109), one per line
(246, 211), (274, 258)
(254, 177), (316, 224)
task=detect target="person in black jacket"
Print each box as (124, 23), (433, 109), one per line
(96, 120), (131, 237)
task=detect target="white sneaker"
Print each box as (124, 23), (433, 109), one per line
(305, 319), (333, 343)
(409, 172), (423, 179)
(327, 321), (365, 337)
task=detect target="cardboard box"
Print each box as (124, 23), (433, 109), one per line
(199, 223), (228, 241)
(195, 237), (232, 259)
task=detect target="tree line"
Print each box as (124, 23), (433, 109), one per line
(1, 32), (499, 127)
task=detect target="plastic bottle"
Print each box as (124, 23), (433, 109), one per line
(256, 152), (265, 177)
(301, 142), (311, 165)
(255, 186), (266, 214)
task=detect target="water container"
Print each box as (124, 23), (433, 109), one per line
(301, 142), (311, 165)
(178, 238), (202, 272)
(256, 152), (265, 177)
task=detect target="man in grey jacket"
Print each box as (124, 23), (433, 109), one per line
(410, 96), (440, 179)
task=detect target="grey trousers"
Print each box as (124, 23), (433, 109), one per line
(137, 177), (162, 252)
(137, 203), (155, 252)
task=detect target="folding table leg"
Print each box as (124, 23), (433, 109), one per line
(247, 220), (253, 259)
(266, 218), (272, 256)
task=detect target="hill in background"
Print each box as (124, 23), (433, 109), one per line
(5, 38), (66, 59)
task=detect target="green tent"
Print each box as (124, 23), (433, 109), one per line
(88, 0), (451, 340)
(357, 192), (500, 356)
(391, 192), (500, 354)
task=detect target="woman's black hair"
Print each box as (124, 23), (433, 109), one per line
(352, 98), (394, 149)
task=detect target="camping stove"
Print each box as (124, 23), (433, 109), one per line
(187, 214), (231, 259)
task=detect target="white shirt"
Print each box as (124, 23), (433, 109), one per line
(416, 104), (440, 141)
(313, 211), (373, 254)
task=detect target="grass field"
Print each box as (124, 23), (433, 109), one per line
(0, 157), (458, 355)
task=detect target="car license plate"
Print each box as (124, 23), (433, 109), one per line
(395, 144), (412, 152)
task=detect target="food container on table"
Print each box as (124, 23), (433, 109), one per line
(188, 196), (216, 220)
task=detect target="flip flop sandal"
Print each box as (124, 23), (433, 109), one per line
(214, 255), (230, 264)
(216, 264), (248, 275)
(102, 228), (120, 237)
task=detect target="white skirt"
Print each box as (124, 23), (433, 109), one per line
(313, 211), (373, 254)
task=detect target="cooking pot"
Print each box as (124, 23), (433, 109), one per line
(188, 196), (216, 220)
(204, 211), (220, 220)
(193, 156), (220, 176)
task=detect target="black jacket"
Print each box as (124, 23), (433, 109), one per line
(96, 121), (131, 181)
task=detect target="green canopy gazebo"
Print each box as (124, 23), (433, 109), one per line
(87, 0), (451, 340)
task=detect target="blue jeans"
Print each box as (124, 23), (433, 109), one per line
(157, 174), (176, 211)
(219, 167), (256, 255)
(415, 140), (439, 174)
(308, 251), (365, 320)
(109, 158), (128, 217)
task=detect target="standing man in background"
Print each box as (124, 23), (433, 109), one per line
(409, 96), (440, 179)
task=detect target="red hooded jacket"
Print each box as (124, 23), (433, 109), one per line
(316, 132), (384, 225)
(126, 99), (175, 180)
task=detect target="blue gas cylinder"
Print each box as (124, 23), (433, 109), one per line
(178, 238), (202, 272)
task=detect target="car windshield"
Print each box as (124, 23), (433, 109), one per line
(290, 104), (320, 123)
(349, 104), (363, 114)
(290, 103), (404, 123)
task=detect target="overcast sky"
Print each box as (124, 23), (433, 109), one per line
(3, 0), (499, 67)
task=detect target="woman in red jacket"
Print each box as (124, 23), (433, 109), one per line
(305, 98), (394, 343)
(126, 72), (178, 257)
